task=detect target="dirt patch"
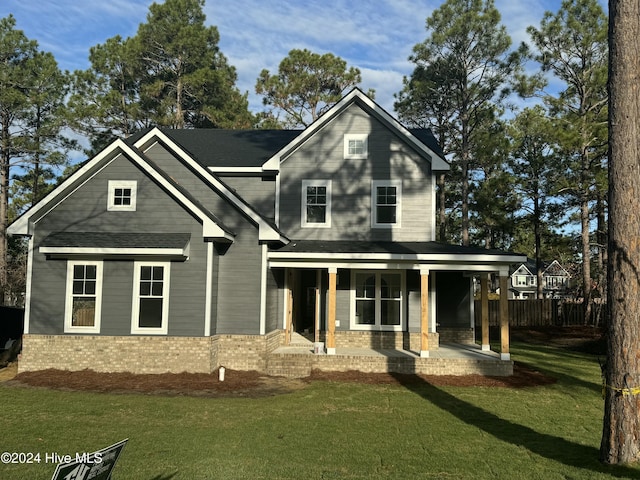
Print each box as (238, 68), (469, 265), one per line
(1, 327), (605, 397)
(511, 326), (606, 355)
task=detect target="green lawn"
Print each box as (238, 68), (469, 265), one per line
(1, 343), (639, 480)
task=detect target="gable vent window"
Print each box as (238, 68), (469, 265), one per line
(108, 180), (137, 211)
(344, 134), (368, 159)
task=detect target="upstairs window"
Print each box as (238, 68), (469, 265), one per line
(108, 180), (137, 211)
(372, 180), (401, 228)
(302, 180), (331, 227)
(344, 134), (368, 159)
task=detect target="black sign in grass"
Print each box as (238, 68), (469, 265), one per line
(50, 439), (128, 480)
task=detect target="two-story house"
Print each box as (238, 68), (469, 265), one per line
(8, 89), (525, 377)
(509, 260), (571, 299)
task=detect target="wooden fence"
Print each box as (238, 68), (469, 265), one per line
(473, 299), (606, 327)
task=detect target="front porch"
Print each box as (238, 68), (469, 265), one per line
(267, 334), (512, 378)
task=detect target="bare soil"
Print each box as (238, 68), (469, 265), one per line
(0, 327), (604, 398)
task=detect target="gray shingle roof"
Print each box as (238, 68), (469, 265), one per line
(41, 232), (191, 249)
(275, 240), (522, 257)
(128, 127), (444, 169)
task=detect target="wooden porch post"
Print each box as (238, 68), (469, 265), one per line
(499, 270), (510, 360)
(327, 267), (337, 355)
(285, 268), (293, 345)
(420, 268), (430, 358)
(480, 273), (490, 351)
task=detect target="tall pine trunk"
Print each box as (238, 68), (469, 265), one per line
(600, 0), (640, 464)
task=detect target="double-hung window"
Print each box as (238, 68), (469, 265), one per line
(64, 261), (103, 333)
(107, 180), (137, 211)
(352, 271), (403, 330)
(372, 180), (401, 227)
(302, 180), (331, 227)
(131, 262), (170, 334)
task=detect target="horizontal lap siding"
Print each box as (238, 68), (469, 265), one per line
(215, 226), (262, 334)
(279, 105), (433, 241)
(220, 175), (276, 220)
(31, 154), (208, 336)
(143, 143), (266, 335)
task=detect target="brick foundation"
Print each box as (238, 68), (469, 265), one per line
(18, 329), (511, 378)
(18, 334), (215, 374)
(330, 331), (439, 351)
(438, 327), (475, 344)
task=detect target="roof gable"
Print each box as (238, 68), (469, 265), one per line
(133, 128), (288, 243)
(262, 88), (449, 172)
(8, 139), (234, 241)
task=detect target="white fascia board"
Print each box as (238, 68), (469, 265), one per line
(268, 250), (526, 264)
(8, 141), (128, 236)
(115, 140), (232, 241)
(135, 128), (282, 242)
(262, 89), (449, 172)
(268, 261), (518, 272)
(209, 166), (264, 174)
(39, 246), (188, 257)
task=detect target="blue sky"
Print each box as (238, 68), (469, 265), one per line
(0, 0), (598, 116)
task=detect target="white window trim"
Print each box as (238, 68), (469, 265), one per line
(107, 180), (137, 211)
(64, 260), (103, 334)
(344, 134), (368, 159)
(371, 180), (402, 228)
(350, 270), (405, 332)
(131, 261), (170, 335)
(301, 179), (332, 228)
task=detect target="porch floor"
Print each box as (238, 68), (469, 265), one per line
(272, 342), (500, 361)
(268, 334), (511, 378)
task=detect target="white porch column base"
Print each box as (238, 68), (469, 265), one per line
(420, 350), (430, 358)
(326, 347), (336, 355)
(481, 344), (491, 351)
(500, 353), (511, 361)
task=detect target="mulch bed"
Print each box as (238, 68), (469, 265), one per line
(2, 326), (605, 398)
(5, 361), (554, 398)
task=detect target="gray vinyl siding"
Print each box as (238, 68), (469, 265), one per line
(29, 154), (211, 336)
(214, 225), (262, 334)
(278, 104), (434, 241)
(141, 143), (266, 334)
(406, 270), (421, 333)
(218, 175), (276, 220)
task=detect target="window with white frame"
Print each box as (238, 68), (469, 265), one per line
(372, 180), (401, 227)
(131, 262), (170, 334)
(107, 180), (137, 211)
(64, 261), (103, 333)
(352, 271), (403, 330)
(344, 134), (368, 159)
(302, 180), (331, 227)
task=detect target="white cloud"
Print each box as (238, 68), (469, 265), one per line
(1, 0), (591, 117)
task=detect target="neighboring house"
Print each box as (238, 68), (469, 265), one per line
(510, 260), (571, 299)
(8, 89), (525, 377)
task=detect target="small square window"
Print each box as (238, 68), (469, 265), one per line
(108, 181), (137, 211)
(344, 134), (368, 159)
